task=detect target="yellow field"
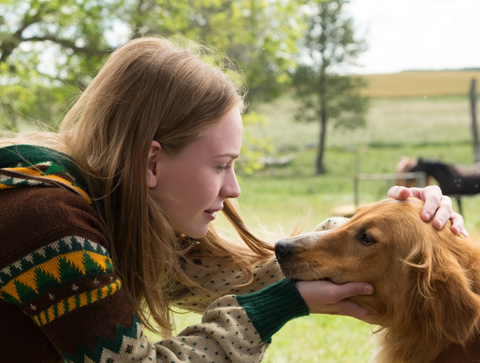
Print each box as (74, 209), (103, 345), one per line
(359, 71), (480, 98)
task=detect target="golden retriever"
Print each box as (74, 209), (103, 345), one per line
(275, 198), (480, 363)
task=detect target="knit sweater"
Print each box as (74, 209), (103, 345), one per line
(0, 145), (310, 363)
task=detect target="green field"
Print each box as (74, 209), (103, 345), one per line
(163, 72), (480, 362)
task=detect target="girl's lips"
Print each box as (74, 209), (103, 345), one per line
(204, 206), (222, 220)
(204, 210), (217, 220)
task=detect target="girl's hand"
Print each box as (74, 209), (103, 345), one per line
(388, 185), (468, 237)
(295, 280), (374, 323)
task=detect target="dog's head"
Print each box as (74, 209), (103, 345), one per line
(275, 198), (480, 344)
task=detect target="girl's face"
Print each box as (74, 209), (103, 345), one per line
(149, 108), (243, 238)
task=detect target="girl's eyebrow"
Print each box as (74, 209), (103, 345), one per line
(214, 153), (239, 159)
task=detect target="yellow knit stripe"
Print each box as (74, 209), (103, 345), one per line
(5, 166), (45, 177)
(32, 279), (122, 326)
(3, 166), (91, 204)
(0, 250), (111, 304)
(0, 183), (16, 190)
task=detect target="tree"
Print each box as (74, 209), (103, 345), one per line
(0, 0), (302, 174)
(121, 0), (303, 103)
(0, 0), (302, 130)
(0, 0), (120, 130)
(292, 0), (369, 175)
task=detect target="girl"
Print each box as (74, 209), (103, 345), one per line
(0, 37), (464, 363)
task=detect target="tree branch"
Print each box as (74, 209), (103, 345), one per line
(0, 2), (51, 63)
(22, 35), (110, 56)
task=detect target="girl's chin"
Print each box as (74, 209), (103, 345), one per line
(181, 225), (210, 239)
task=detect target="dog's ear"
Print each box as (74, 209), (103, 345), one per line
(405, 244), (480, 344)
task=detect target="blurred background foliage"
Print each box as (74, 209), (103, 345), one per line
(0, 0), (368, 175)
(0, 0), (304, 121)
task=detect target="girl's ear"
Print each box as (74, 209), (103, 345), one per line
(146, 141), (162, 189)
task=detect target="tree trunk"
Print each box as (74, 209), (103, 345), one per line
(315, 66), (328, 175)
(315, 107), (327, 175)
(471, 78), (479, 163)
(315, 2), (328, 175)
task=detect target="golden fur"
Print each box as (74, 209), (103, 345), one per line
(276, 198), (480, 363)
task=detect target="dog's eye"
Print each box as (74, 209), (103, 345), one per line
(361, 233), (377, 246)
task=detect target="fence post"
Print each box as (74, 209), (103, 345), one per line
(471, 78), (479, 163)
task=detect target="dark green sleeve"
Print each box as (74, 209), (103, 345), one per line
(236, 278), (310, 343)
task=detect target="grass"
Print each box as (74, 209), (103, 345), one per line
(164, 89), (480, 362)
(251, 94), (474, 151)
(262, 315), (375, 363)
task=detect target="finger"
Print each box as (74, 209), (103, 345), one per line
(387, 186), (412, 200)
(428, 196), (453, 229)
(420, 186), (449, 223)
(420, 185), (442, 200)
(325, 282), (374, 303)
(450, 212), (468, 237)
(460, 228), (470, 238)
(332, 299), (371, 321)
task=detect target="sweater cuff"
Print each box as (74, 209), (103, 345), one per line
(235, 278), (310, 343)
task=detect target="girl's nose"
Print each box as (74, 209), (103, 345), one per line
(222, 170), (241, 199)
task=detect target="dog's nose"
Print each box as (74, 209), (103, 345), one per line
(275, 239), (294, 260)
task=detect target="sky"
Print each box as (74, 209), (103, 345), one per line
(345, 0), (480, 74)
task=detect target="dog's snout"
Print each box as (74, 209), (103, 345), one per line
(275, 239), (295, 260)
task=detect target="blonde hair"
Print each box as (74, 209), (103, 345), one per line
(1, 37), (274, 334)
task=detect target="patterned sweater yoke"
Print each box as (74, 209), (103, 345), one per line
(0, 144), (310, 363)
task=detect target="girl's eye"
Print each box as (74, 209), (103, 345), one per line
(216, 165), (230, 172)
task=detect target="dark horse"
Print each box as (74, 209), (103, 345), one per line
(408, 158), (480, 215)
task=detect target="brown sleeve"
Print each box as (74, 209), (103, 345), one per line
(0, 188), (286, 363)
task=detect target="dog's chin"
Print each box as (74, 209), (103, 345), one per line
(281, 267), (383, 321)
(279, 265), (339, 284)
(278, 265), (316, 281)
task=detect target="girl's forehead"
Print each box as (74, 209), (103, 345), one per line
(204, 110), (242, 140)
(183, 109), (243, 157)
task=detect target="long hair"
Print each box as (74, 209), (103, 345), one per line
(1, 37), (274, 334)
